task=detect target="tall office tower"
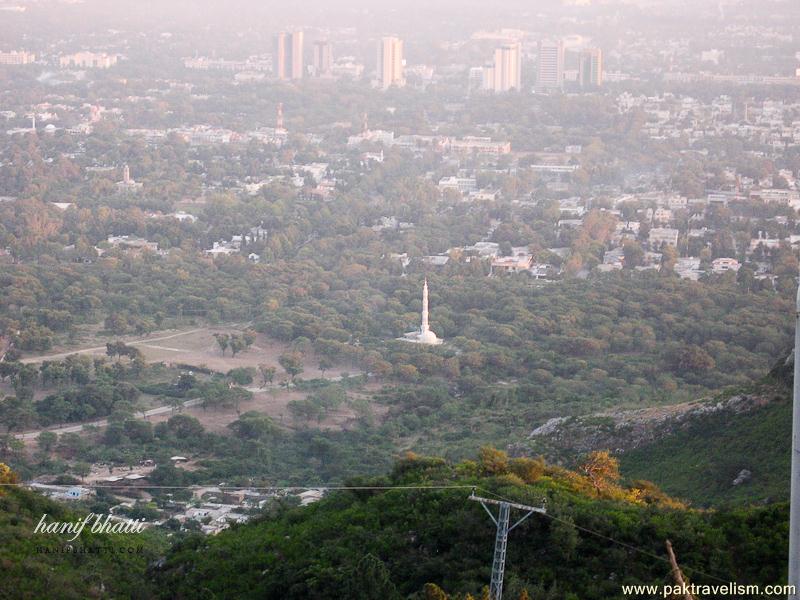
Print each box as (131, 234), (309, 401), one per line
(578, 47), (603, 88)
(275, 32), (288, 79)
(483, 42), (522, 92)
(537, 39), (565, 91)
(290, 31), (304, 79)
(313, 40), (333, 76)
(274, 31), (304, 80)
(376, 36), (405, 89)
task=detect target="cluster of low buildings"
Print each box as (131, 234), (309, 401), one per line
(568, 183), (800, 280)
(4, 101), (116, 137)
(205, 226), (269, 263)
(617, 93), (800, 153)
(27, 459), (326, 536)
(347, 128), (511, 158)
(391, 240), (561, 281)
(0, 50), (118, 68)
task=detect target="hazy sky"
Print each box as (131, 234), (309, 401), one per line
(2, 0), (797, 50)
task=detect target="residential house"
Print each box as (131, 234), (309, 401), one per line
(648, 227), (679, 247)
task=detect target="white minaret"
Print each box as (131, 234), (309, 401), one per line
(421, 278), (430, 335)
(789, 282), (800, 599)
(399, 279), (442, 345)
(416, 278), (441, 345)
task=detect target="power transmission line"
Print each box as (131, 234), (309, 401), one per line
(477, 488), (734, 586)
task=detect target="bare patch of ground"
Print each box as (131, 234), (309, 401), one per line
(148, 384), (386, 434)
(22, 326), (359, 383)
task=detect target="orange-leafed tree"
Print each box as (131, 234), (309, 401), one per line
(0, 462), (19, 495)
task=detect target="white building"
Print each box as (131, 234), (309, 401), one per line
(0, 50), (35, 65)
(60, 52), (117, 69)
(447, 136), (511, 155)
(491, 254), (532, 274)
(299, 489), (325, 506)
(648, 228), (679, 247)
(675, 257), (702, 280)
(438, 176), (477, 194)
(711, 257), (740, 274)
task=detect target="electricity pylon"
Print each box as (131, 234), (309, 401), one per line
(789, 283), (800, 600)
(470, 490), (546, 600)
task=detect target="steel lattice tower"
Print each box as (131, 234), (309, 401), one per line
(470, 491), (546, 600)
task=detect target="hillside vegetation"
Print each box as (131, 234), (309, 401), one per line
(620, 394), (790, 507)
(154, 451), (789, 600)
(619, 358), (794, 508)
(0, 465), (166, 599)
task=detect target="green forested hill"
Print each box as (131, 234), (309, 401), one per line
(620, 361), (793, 508)
(0, 480), (166, 600)
(154, 452), (789, 600)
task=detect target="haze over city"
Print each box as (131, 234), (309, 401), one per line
(0, 0), (800, 599)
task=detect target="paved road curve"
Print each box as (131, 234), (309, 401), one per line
(15, 398), (204, 441)
(20, 328), (205, 364)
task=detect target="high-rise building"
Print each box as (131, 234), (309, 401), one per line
(290, 32), (304, 79)
(313, 40), (333, 77)
(376, 36), (404, 90)
(578, 47), (603, 88)
(481, 64), (496, 91)
(537, 40), (564, 91)
(275, 32), (287, 79)
(275, 31), (304, 80)
(482, 42), (522, 93)
(468, 66), (484, 90)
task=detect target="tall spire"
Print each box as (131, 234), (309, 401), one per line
(421, 278), (430, 334)
(399, 278), (441, 345)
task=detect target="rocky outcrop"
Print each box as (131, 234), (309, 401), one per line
(521, 393), (774, 457)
